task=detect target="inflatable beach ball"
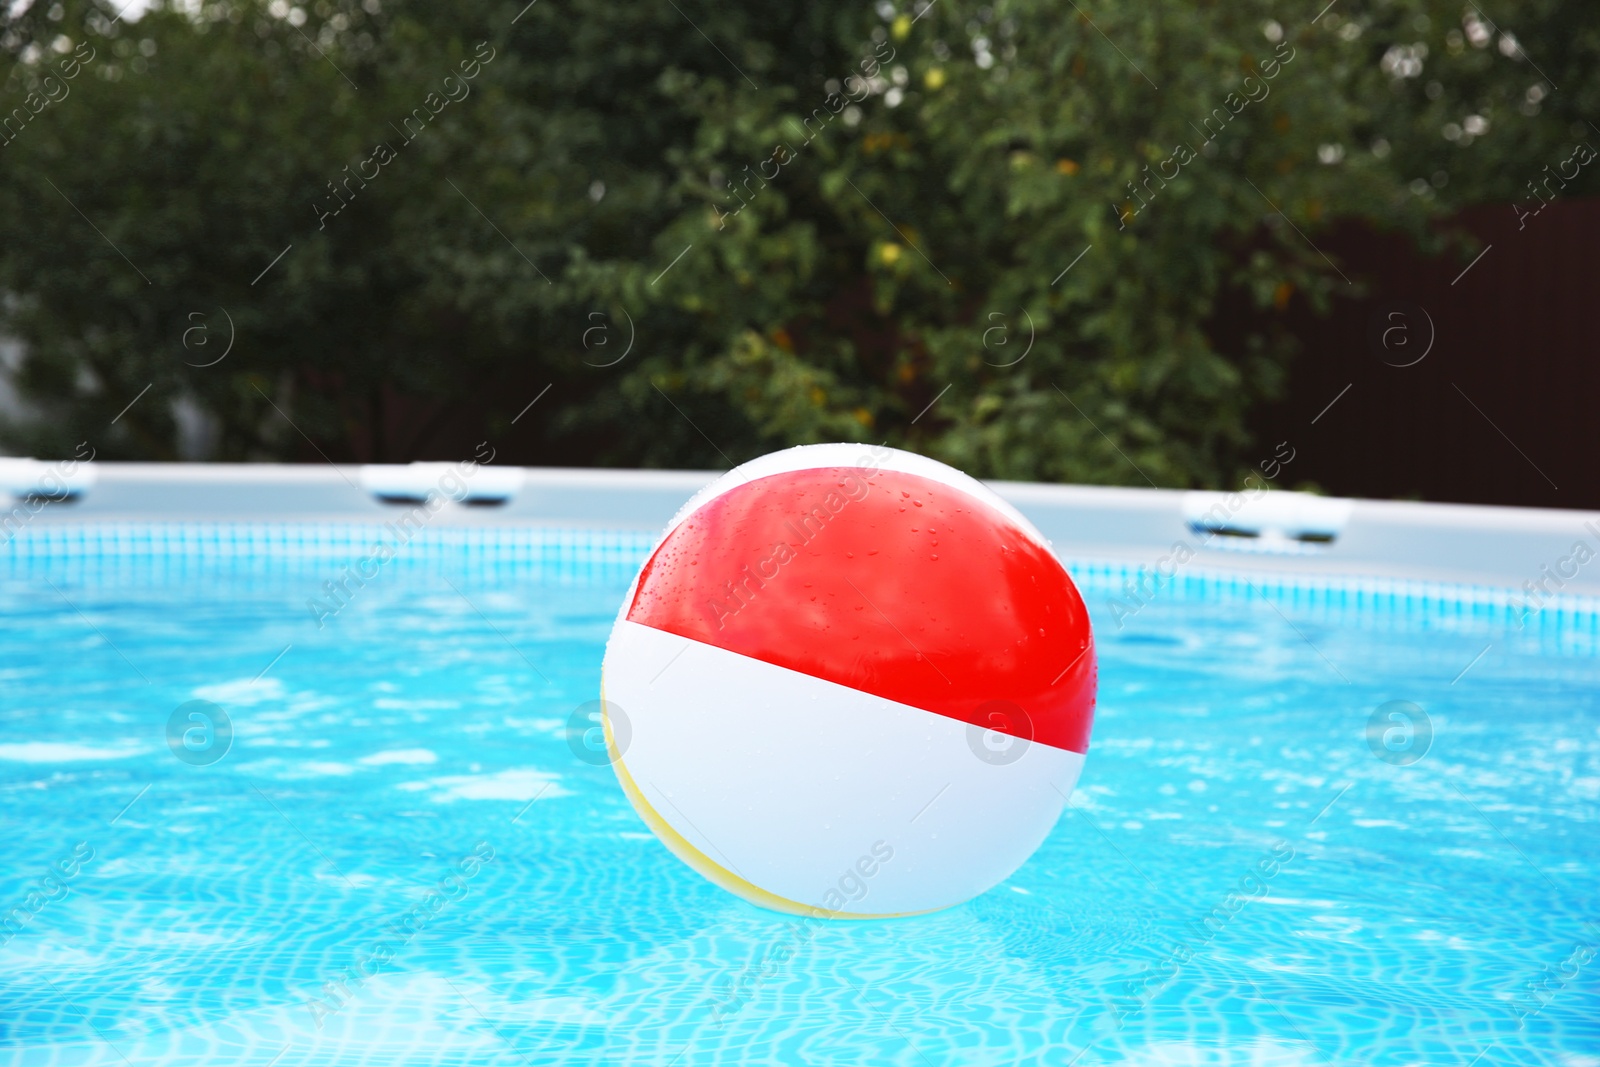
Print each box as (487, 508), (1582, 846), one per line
(600, 444), (1096, 917)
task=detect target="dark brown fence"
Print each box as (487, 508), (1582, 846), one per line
(1247, 197), (1600, 511)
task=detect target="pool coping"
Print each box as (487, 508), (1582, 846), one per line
(4, 461), (1600, 600)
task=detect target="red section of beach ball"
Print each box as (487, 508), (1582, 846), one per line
(626, 464), (1095, 754)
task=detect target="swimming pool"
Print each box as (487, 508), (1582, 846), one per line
(3, 499), (1598, 1064)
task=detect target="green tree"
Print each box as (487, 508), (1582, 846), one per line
(0, 0), (1594, 483)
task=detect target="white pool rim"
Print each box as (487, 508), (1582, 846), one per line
(1, 460), (1597, 603)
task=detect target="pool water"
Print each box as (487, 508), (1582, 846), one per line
(2, 527), (1597, 1066)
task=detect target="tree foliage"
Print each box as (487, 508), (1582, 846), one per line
(0, 0), (1594, 484)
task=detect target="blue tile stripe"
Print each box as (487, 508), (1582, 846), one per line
(0, 521), (657, 588)
(2, 521), (1596, 631)
(1065, 557), (1600, 635)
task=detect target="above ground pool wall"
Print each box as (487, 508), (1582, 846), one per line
(4, 462), (1599, 598)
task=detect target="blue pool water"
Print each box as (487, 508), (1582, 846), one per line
(2, 526), (1597, 1066)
